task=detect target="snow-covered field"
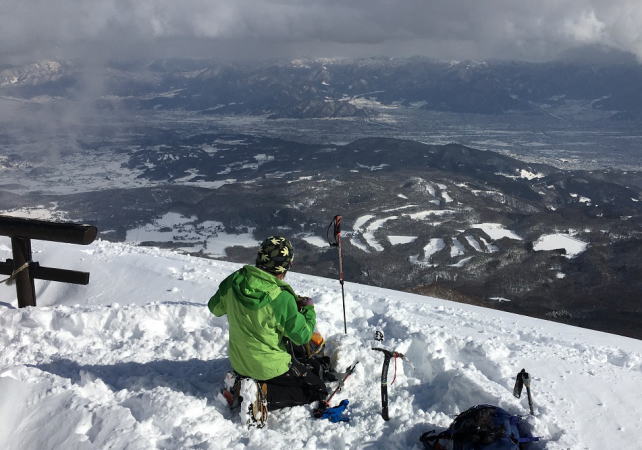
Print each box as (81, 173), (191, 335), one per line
(126, 212), (259, 258)
(347, 202), (531, 262)
(1, 239), (641, 449)
(533, 234), (588, 258)
(409, 238), (446, 267)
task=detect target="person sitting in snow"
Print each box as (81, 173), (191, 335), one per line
(208, 235), (328, 421)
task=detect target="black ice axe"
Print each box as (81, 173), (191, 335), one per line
(372, 347), (405, 421)
(513, 368), (534, 415)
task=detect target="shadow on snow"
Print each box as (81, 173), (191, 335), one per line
(33, 357), (229, 404)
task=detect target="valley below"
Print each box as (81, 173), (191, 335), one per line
(2, 57), (642, 339)
(1, 112), (640, 339)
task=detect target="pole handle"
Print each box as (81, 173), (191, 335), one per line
(333, 215), (342, 237)
(526, 386), (534, 415)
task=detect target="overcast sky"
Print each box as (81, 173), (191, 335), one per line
(2, 0), (641, 63)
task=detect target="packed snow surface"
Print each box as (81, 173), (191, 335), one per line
(1, 239), (641, 449)
(533, 234), (588, 258)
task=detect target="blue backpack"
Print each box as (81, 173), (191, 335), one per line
(420, 405), (540, 450)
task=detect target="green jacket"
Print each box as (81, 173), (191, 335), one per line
(208, 265), (316, 380)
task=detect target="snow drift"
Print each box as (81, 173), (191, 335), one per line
(1, 239), (641, 449)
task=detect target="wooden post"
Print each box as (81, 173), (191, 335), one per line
(0, 215), (98, 308)
(11, 237), (36, 307)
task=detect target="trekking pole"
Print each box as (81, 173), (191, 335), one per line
(372, 347), (405, 421)
(513, 368), (534, 415)
(327, 215), (347, 334)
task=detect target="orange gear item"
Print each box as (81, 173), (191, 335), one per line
(311, 332), (325, 347)
(306, 331), (325, 357)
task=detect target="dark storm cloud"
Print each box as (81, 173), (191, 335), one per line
(1, 0), (641, 62)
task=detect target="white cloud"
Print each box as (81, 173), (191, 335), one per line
(0, 0), (641, 62)
(564, 9), (606, 42)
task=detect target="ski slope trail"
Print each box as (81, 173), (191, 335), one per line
(1, 240), (641, 449)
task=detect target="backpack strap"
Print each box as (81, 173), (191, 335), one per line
(420, 430), (452, 450)
(509, 413), (541, 444)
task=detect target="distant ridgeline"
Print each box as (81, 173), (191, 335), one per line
(4, 57), (642, 119)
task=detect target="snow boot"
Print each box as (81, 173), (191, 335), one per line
(221, 371), (241, 409)
(239, 378), (268, 428)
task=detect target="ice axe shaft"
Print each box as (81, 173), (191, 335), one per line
(526, 384), (533, 415)
(372, 347), (405, 421)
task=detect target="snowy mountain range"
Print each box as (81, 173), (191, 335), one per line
(2, 134), (640, 339)
(4, 57), (642, 120)
(0, 239), (641, 449)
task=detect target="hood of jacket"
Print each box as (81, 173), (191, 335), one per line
(231, 265), (296, 310)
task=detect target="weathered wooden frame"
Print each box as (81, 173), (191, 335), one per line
(0, 215), (97, 307)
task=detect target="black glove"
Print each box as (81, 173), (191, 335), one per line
(297, 296), (314, 308)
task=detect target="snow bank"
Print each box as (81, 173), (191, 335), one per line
(1, 240), (641, 449)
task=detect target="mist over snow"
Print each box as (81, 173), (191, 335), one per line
(0, 239), (641, 449)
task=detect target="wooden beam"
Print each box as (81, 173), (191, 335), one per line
(32, 263), (90, 285)
(0, 260), (90, 285)
(0, 216), (97, 245)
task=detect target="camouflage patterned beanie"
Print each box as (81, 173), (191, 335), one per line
(256, 236), (294, 275)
